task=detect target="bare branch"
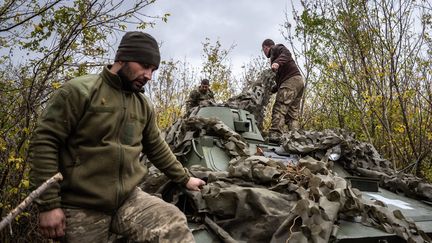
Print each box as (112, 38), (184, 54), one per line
(0, 0), (62, 32)
(0, 173), (63, 231)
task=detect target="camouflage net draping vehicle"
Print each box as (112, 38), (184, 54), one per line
(140, 70), (432, 243)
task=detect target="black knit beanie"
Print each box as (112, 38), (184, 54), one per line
(115, 31), (160, 69)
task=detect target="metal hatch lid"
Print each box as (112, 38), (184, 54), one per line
(328, 163), (432, 240)
(337, 188), (432, 240)
(332, 164), (432, 222)
(363, 188), (432, 222)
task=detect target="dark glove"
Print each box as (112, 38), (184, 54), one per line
(271, 84), (279, 94)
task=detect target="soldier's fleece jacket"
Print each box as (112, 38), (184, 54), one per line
(29, 66), (190, 213)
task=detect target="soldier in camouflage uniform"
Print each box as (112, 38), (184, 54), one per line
(28, 31), (205, 242)
(262, 39), (304, 143)
(185, 79), (215, 113)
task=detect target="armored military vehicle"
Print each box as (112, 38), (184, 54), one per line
(141, 70), (432, 242)
(141, 105), (432, 243)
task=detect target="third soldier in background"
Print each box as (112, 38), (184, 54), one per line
(261, 39), (304, 143)
(185, 78), (215, 115)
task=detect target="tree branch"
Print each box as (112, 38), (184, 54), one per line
(0, 0), (62, 32)
(0, 172), (63, 231)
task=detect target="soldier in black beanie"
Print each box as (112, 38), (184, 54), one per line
(114, 31), (161, 92)
(115, 31), (161, 67)
(29, 31), (205, 242)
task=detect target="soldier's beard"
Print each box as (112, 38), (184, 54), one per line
(199, 86), (209, 94)
(117, 64), (148, 92)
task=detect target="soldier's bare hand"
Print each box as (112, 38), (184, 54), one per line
(39, 208), (66, 239)
(271, 63), (279, 72)
(185, 177), (206, 191)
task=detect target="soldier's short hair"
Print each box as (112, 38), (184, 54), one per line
(201, 79), (210, 85)
(262, 39), (275, 47)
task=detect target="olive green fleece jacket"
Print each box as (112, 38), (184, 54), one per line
(28, 66), (190, 212)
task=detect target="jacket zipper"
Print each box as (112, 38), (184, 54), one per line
(116, 92), (127, 207)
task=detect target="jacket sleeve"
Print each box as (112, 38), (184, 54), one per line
(186, 90), (199, 111)
(28, 84), (85, 211)
(272, 45), (291, 67)
(141, 102), (190, 185)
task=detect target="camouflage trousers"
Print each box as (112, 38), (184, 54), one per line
(270, 75), (304, 136)
(62, 187), (194, 243)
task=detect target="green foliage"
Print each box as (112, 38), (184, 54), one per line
(422, 163), (432, 182)
(149, 59), (198, 128)
(201, 38), (235, 102)
(287, 0), (432, 175)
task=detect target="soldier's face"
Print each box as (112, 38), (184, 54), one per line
(199, 84), (209, 93)
(119, 62), (155, 92)
(262, 46), (271, 58)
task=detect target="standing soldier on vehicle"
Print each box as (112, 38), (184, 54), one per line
(261, 39), (304, 143)
(185, 78), (215, 114)
(28, 31), (205, 242)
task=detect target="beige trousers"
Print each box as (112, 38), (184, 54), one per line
(270, 75), (304, 135)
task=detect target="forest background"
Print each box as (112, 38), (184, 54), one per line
(1, 0), (432, 241)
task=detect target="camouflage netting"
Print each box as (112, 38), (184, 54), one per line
(165, 116), (250, 159)
(142, 117), (432, 242)
(281, 129), (432, 202)
(141, 70), (432, 242)
(226, 70), (275, 131)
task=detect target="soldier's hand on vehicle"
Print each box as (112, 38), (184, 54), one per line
(271, 63), (279, 72)
(39, 208), (66, 239)
(185, 177), (206, 191)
